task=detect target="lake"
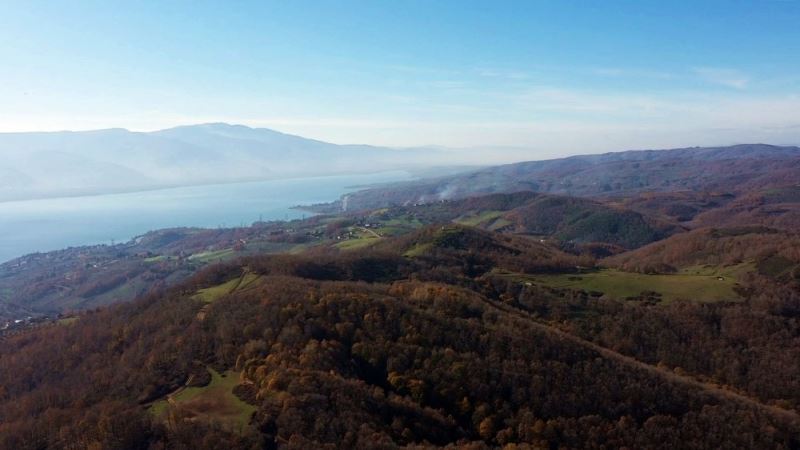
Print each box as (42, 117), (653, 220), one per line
(0, 171), (412, 263)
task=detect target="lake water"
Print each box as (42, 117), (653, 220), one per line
(0, 171), (412, 263)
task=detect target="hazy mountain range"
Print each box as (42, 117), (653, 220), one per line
(3, 124), (799, 206)
(0, 123), (473, 202)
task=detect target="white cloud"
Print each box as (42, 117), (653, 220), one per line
(591, 67), (677, 80)
(693, 67), (750, 89)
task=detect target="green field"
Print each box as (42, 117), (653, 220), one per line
(144, 255), (168, 263)
(188, 248), (236, 263)
(454, 210), (504, 226)
(403, 242), (433, 258)
(57, 317), (79, 325)
(335, 236), (381, 250)
(193, 272), (262, 303)
(453, 211), (513, 231)
(149, 368), (256, 429)
(384, 216), (424, 226)
(501, 265), (748, 303)
(376, 225), (410, 236)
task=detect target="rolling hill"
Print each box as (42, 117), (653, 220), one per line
(2, 231), (800, 448)
(689, 185), (800, 230)
(364, 191), (679, 249)
(606, 226), (800, 279)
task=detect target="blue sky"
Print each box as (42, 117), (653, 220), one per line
(1, 0), (799, 154)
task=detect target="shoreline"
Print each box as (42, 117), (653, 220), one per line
(0, 171), (413, 264)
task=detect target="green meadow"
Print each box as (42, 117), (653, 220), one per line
(149, 368), (256, 429)
(502, 264), (749, 303)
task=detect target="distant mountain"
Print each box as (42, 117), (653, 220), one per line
(0, 123), (444, 202)
(319, 144), (800, 211)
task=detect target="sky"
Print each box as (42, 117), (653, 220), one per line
(1, 0), (800, 155)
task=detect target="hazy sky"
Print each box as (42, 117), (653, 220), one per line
(2, 0), (800, 154)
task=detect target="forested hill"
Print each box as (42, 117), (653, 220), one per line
(317, 143), (800, 212)
(2, 228), (799, 448)
(0, 190), (677, 324)
(5, 177), (800, 325)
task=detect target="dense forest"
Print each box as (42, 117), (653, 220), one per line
(2, 226), (800, 448)
(3, 144), (800, 448)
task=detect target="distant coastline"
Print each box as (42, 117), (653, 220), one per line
(0, 170), (411, 205)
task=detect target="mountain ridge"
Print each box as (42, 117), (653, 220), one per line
(3, 123), (798, 204)
(316, 143), (800, 212)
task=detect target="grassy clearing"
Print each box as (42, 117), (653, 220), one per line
(368, 208), (390, 216)
(335, 236), (381, 250)
(188, 248), (235, 263)
(334, 226), (385, 250)
(57, 317), (78, 325)
(383, 217), (424, 228)
(378, 226), (410, 236)
(454, 210), (504, 227)
(193, 278), (241, 303)
(149, 369), (256, 429)
(193, 272), (262, 303)
(452, 211), (512, 231)
(288, 243), (317, 254)
(486, 218), (513, 231)
(403, 243), (433, 258)
(502, 265), (747, 303)
(246, 241), (296, 254)
(678, 262), (754, 278)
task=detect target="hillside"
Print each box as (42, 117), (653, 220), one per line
(363, 192), (679, 249)
(2, 237), (800, 448)
(690, 185), (800, 230)
(611, 191), (738, 223)
(502, 195), (677, 248)
(0, 190), (676, 324)
(373, 224), (593, 275)
(606, 226), (800, 278)
(0, 220), (315, 324)
(318, 144), (800, 212)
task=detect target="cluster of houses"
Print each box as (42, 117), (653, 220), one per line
(332, 222), (384, 241)
(0, 315), (55, 336)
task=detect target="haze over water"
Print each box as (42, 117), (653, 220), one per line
(0, 172), (411, 263)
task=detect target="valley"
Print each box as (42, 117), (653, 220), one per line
(2, 143), (800, 448)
